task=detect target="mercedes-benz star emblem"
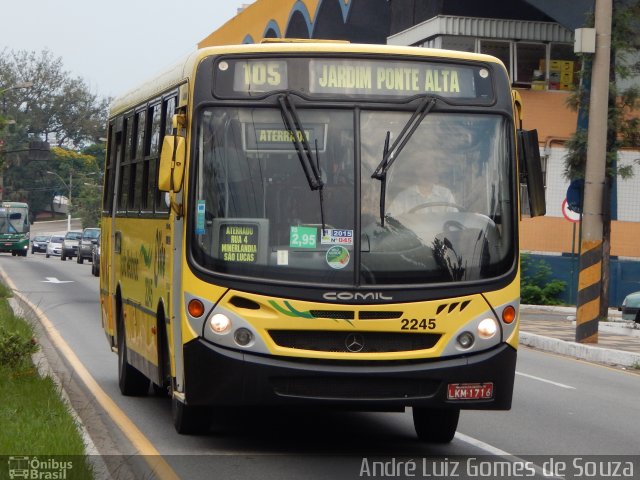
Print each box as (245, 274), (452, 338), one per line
(345, 333), (365, 352)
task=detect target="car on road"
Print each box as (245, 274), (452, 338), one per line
(31, 235), (51, 254)
(619, 291), (640, 323)
(77, 227), (100, 264)
(61, 230), (82, 261)
(46, 235), (65, 258)
(91, 234), (101, 277)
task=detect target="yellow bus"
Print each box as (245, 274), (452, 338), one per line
(100, 41), (545, 442)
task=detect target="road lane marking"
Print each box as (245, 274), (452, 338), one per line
(42, 277), (74, 284)
(456, 432), (512, 456)
(457, 433), (565, 480)
(1, 268), (180, 480)
(516, 371), (576, 390)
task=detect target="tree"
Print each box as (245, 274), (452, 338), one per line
(0, 48), (110, 148)
(0, 48), (109, 225)
(563, 0), (640, 317)
(521, 254), (567, 305)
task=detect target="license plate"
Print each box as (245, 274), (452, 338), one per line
(447, 382), (493, 400)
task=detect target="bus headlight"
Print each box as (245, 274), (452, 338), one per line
(477, 318), (498, 339)
(209, 313), (232, 334)
(234, 328), (254, 347)
(457, 331), (475, 349)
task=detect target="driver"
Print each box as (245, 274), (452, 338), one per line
(387, 160), (456, 216)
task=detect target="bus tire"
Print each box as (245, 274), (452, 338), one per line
(117, 311), (150, 396)
(153, 312), (171, 398)
(172, 396), (212, 435)
(412, 407), (459, 443)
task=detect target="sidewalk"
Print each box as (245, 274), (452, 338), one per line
(519, 304), (640, 369)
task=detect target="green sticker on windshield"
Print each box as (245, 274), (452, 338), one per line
(326, 246), (350, 269)
(290, 226), (317, 249)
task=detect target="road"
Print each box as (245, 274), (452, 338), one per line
(1, 252), (639, 479)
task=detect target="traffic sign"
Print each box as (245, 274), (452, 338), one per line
(562, 198), (581, 222)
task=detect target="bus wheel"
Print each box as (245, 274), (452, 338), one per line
(117, 317), (150, 396)
(412, 407), (459, 443)
(171, 396), (213, 435)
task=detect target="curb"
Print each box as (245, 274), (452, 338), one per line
(520, 304), (622, 319)
(520, 331), (640, 368)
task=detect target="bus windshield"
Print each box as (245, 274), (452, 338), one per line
(0, 207), (27, 234)
(192, 106), (514, 287)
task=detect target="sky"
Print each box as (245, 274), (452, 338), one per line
(0, 0), (249, 98)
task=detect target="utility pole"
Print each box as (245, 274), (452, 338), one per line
(575, 0), (612, 343)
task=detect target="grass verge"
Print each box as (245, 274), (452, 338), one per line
(0, 281), (94, 478)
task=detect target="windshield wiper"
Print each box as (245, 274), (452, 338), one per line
(277, 93), (327, 233)
(371, 95), (437, 180)
(378, 131), (391, 227)
(278, 94), (323, 190)
(370, 96), (437, 226)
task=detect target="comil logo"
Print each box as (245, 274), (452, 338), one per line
(323, 291), (393, 302)
(7, 456), (73, 479)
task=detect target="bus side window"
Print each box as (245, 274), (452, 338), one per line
(154, 96), (176, 213)
(131, 109), (146, 213)
(144, 102), (162, 212)
(117, 115), (134, 214)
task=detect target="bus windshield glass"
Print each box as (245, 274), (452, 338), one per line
(0, 206), (27, 234)
(192, 107), (514, 286)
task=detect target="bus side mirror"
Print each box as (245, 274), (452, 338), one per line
(517, 129), (546, 217)
(159, 135), (186, 193)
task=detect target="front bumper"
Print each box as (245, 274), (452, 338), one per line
(0, 239), (28, 252)
(182, 339), (516, 410)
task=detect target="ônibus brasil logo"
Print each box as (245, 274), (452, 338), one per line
(7, 456), (73, 479)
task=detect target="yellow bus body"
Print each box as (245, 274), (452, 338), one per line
(100, 42), (534, 440)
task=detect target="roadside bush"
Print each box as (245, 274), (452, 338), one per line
(0, 281), (38, 368)
(520, 254), (566, 305)
(0, 326), (38, 368)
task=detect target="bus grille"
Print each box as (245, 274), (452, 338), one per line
(358, 311), (403, 320)
(268, 330), (440, 353)
(271, 376), (440, 399)
(309, 310), (355, 320)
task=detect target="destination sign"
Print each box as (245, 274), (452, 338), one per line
(218, 223), (259, 263)
(243, 123), (326, 152)
(309, 59), (479, 98)
(216, 57), (492, 101)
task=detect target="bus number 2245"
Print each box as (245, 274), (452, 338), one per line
(401, 318), (436, 330)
